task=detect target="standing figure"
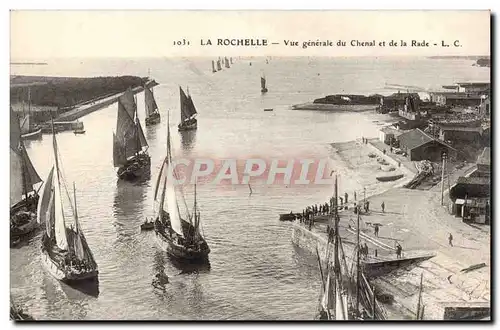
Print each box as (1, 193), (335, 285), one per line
(448, 233), (453, 247)
(381, 202), (385, 213)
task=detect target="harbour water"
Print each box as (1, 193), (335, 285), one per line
(10, 57), (489, 320)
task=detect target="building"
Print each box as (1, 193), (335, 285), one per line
(379, 126), (403, 145)
(449, 148), (491, 224)
(397, 128), (457, 161)
(456, 82), (491, 94)
(429, 92), (483, 107)
(449, 177), (490, 224)
(380, 92), (421, 112)
(440, 82), (490, 95)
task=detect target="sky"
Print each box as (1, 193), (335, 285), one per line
(10, 10), (491, 59)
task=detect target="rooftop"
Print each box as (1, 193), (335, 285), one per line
(397, 128), (434, 150)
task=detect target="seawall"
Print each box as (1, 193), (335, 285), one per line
(54, 79), (158, 122)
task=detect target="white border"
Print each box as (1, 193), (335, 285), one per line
(2, 1), (497, 329)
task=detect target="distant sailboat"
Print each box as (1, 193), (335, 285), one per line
(212, 60), (217, 73)
(113, 89), (151, 180)
(39, 124), (98, 282)
(261, 75), (268, 93)
(144, 83), (161, 126)
(230, 57), (233, 64)
(20, 87), (42, 140)
(217, 59), (222, 71)
(177, 87), (198, 131)
(224, 57), (230, 68)
(154, 113), (210, 261)
(10, 106), (43, 239)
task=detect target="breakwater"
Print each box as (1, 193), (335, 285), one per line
(54, 79), (158, 122)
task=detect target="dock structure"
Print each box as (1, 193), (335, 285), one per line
(54, 79), (158, 122)
(291, 185), (490, 320)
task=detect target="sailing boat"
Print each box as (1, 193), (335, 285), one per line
(39, 124), (98, 282)
(261, 75), (268, 93)
(113, 89), (151, 180)
(216, 58), (222, 71)
(154, 113), (210, 261)
(212, 60), (217, 73)
(144, 83), (161, 126)
(224, 57), (230, 69)
(230, 57), (233, 64)
(177, 87), (198, 131)
(10, 107), (43, 239)
(19, 88), (42, 140)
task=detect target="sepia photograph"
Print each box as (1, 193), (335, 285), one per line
(8, 10), (491, 321)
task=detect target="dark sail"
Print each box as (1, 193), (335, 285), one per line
(115, 99), (139, 163)
(180, 86), (197, 122)
(225, 57), (230, 68)
(10, 107), (21, 151)
(144, 86), (158, 117)
(217, 59), (222, 71)
(261, 77), (266, 90)
(20, 145), (42, 193)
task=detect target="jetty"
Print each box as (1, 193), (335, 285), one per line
(55, 79), (158, 122)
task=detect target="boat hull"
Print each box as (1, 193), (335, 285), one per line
(145, 112), (161, 126)
(376, 174), (404, 182)
(178, 120), (198, 131)
(117, 154), (151, 181)
(261, 88), (268, 93)
(10, 196), (39, 238)
(41, 249), (98, 282)
(21, 128), (42, 140)
(154, 214), (210, 261)
(155, 231), (210, 261)
(73, 130), (86, 134)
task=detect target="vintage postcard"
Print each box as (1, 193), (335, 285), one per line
(9, 10), (491, 321)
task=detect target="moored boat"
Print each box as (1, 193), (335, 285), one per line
(155, 113), (210, 262)
(177, 87), (198, 131)
(212, 60), (217, 73)
(141, 218), (155, 231)
(113, 89), (151, 181)
(18, 87), (43, 141)
(10, 107), (42, 239)
(144, 83), (161, 126)
(224, 57), (230, 68)
(376, 173), (404, 182)
(216, 58), (222, 71)
(39, 125), (98, 283)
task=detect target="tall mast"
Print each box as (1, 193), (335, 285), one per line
(73, 182), (79, 233)
(28, 87), (31, 120)
(134, 94), (140, 156)
(332, 174), (339, 318)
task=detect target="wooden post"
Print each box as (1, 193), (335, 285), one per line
(441, 153), (446, 206)
(372, 286), (376, 320)
(416, 273), (424, 319)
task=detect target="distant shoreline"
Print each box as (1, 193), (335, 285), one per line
(10, 62), (48, 65)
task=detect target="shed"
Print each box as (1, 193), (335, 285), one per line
(378, 126), (402, 145)
(397, 129), (457, 161)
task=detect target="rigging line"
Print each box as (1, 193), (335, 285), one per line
(54, 137), (76, 218)
(168, 142), (191, 220)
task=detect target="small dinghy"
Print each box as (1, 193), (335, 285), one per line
(376, 174), (404, 182)
(264, 108), (273, 112)
(141, 218), (155, 231)
(73, 128), (86, 135)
